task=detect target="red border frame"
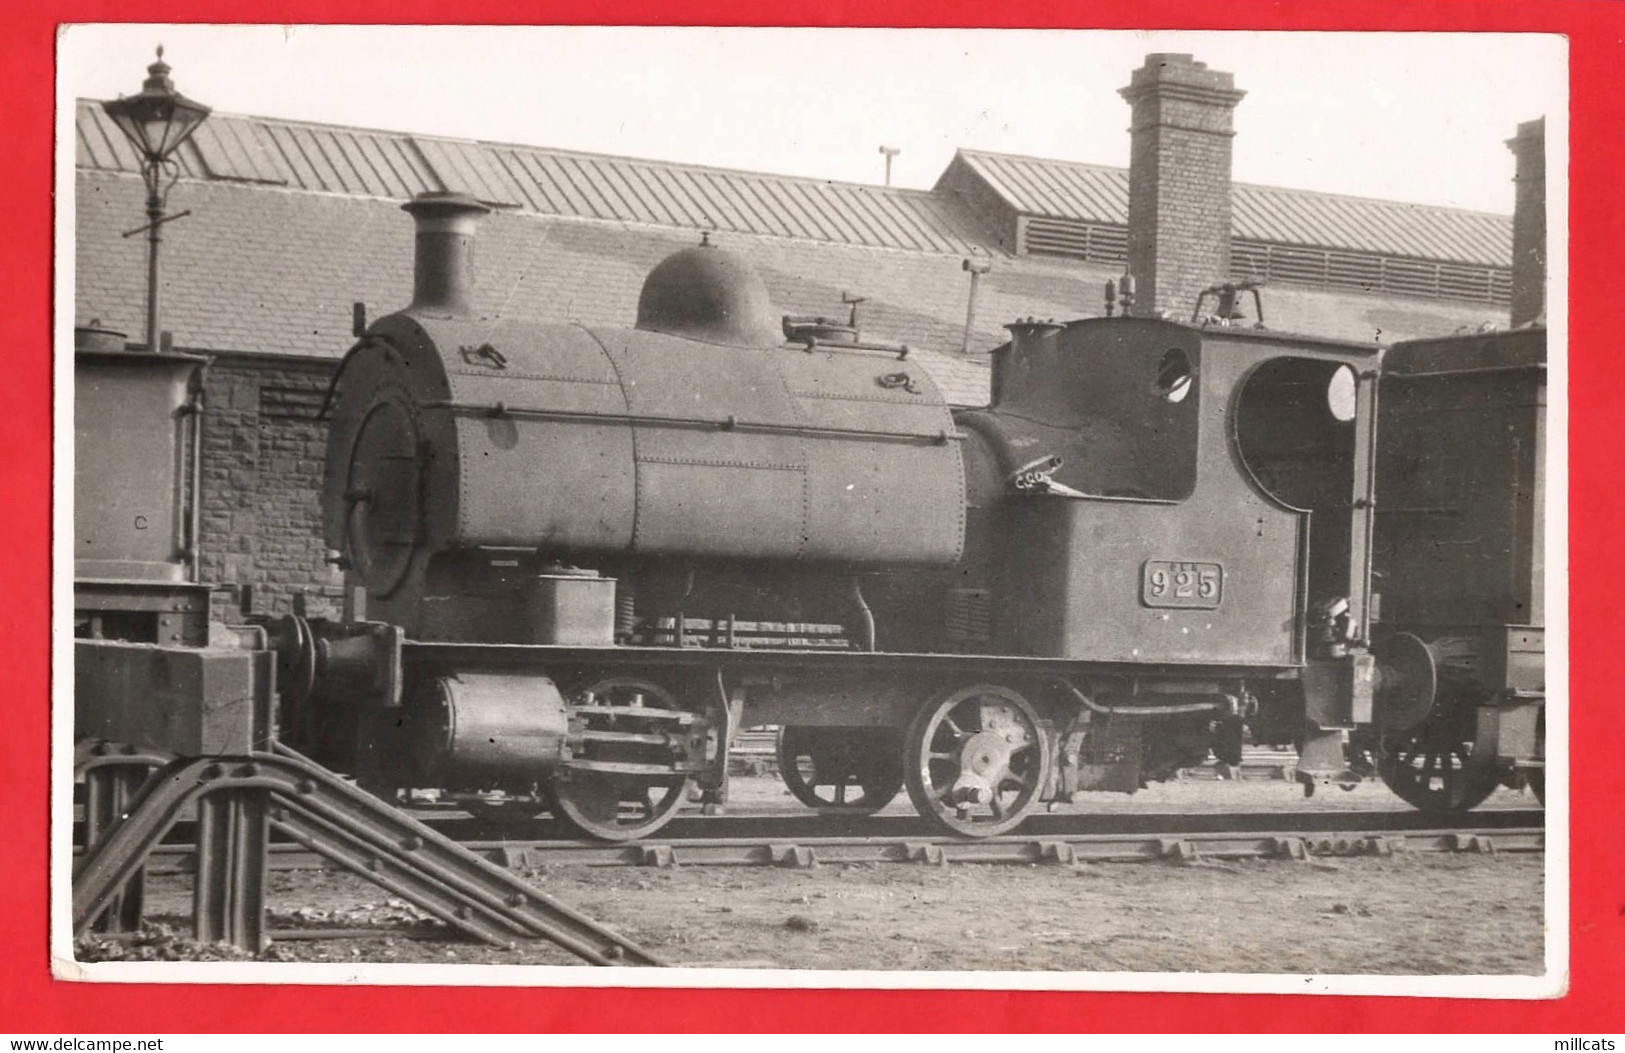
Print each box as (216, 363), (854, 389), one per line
(7, 2), (1621, 1033)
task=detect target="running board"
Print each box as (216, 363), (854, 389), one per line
(72, 743), (664, 965)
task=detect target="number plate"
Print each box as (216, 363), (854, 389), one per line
(1142, 560), (1223, 609)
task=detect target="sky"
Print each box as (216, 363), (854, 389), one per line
(60, 25), (1566, 214)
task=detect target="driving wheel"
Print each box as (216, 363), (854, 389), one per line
(551, 677), (692, 841)
(903, 683), (1051, 837)
(1376, 702), (1501, 814)
(776, 726), (904, 814)
(1525, 708), (1546, 805)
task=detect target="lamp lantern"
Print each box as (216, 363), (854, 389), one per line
(100, 46), (210, 353)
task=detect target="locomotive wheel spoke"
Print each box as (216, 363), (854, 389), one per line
(776, 726), (904, 815)
(552, 677), (691, 842)
(903, 684), (1052, 839)
(1376, 704), (1501, 815)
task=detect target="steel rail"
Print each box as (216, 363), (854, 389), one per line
(124, 817), (1542, 874)
(473, 827), (1541, 868)
(77, 805), (1545, 848)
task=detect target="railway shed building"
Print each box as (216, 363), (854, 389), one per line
(71, 54), (1525, 618)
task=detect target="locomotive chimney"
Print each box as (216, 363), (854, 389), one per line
(1506, 117), (1546, 327)
(402, 191), (491, 317)
(1120, 54), (1245, 317)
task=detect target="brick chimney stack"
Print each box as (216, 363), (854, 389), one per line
(1506, 117), (1546, 327)
(1120, 54), (1246, 317)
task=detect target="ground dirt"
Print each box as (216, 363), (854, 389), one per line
(78, 776), (1547, 976)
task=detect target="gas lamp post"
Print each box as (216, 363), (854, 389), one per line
(101, 46), (211, 354)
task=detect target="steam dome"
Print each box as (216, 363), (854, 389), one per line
(634, 240), (781, 348)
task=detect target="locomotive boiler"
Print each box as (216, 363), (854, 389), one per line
(325, 194), (964, 641)
(268, 189), (1472, 840)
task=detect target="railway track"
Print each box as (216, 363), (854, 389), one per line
(110, 808), (1542, 874)
(84, 805), (1540, 953)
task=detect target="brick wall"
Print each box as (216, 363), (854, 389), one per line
(1119, 54), (1246, 317)
(196, 353), (346, 620)
(1507, 117), (1546, 327)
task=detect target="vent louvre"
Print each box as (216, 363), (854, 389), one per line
(1230, 239), (1511, 306)
(1022, 218), (1128, 266)
(1020, 218), (1509, 306)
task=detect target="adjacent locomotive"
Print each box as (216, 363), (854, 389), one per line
(1363, 325), (1547, 809)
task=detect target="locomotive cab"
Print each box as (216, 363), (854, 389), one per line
(944, 315), (1384, 795)
(955, 318), (1378, 676)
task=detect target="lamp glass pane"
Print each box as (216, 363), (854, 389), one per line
(143, 115), (178, 157)
(161, 100), (210, 156)
(105, 109), (154, 158)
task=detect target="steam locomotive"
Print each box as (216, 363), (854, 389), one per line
(74, 190), (1547, 842)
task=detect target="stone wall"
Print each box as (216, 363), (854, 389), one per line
(196, 352), (345, 620)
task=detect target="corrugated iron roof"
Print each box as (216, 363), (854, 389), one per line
(76, 101), (1513, 268)
(75, 169), (1507, 409)
(75, 101), (983, 255)
(951, 149), (1511, 267)
(71, 169), (1041, 403)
